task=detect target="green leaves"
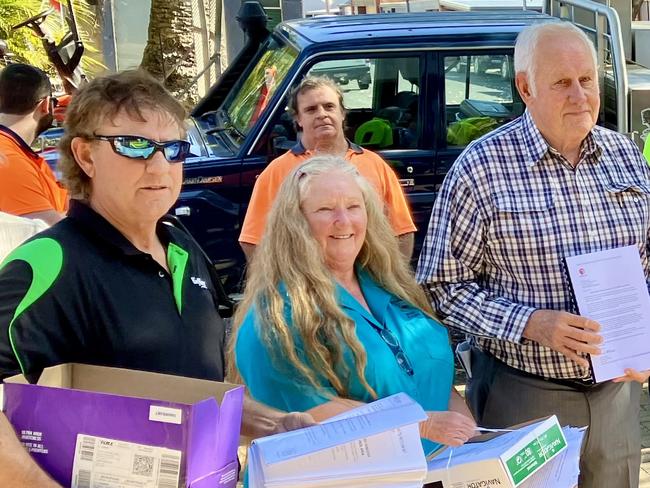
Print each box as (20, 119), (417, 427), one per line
(0, 0), (103, 80)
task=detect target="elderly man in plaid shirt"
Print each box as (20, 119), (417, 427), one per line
(417, 21), (650, 488)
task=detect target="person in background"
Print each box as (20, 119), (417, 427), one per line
(239, 75), (416, 261)
(416, 21), (650, 488)
(231, 156), (476, 457)
(0, 69), (312, 488)
(0, 64), (67, 224)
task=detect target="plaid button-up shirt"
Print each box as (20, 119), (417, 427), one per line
(416, 110), (650, 379)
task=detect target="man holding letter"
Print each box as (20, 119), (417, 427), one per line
(416, 21), (650, 488)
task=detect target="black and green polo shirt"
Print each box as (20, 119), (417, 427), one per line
(0, 200), (225, 383)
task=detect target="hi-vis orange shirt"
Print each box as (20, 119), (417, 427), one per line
(240, 140), (416, 245)
(0, 125), (68, 216)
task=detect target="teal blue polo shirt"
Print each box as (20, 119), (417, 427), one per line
(235, 268), (454, 455)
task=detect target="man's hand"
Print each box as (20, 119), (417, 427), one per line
(419, 411), (477, 447)
(612, 368), (650, 384)
(522, 310), (602, 368)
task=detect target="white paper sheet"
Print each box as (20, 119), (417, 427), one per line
(566, 246), (650, 382)
(520, 427), (585, 488)
(261, 424), (425, 486)
(254, 392), (426, 464)
(248, 393), (427, 488)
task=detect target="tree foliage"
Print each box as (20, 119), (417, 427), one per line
(0, 0), (102, 75)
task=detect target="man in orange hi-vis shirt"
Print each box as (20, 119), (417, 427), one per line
(239, 76), (416, 260)
(0, 64), (68, 225)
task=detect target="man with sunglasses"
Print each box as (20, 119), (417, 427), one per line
(0, 64), (67, 225)
(0, 70), (313, 488)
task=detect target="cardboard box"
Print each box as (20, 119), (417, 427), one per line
(425, 416), (568, 488)
(2, 364), (244, 488)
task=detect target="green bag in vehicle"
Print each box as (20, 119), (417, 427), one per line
(644, 136), (650, 164)
(447, 116), (498, 146)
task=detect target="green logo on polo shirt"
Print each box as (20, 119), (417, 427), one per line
(0, 238), (63, 375)
(167, 242), (189, 314)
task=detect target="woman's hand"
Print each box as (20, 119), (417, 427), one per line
(419, 411), (477, 447)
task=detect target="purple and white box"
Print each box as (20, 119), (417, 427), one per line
(2, 364), (244, 488)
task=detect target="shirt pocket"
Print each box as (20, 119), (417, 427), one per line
(489, 189), (557, 251)
(603, 180), (650, 247)
(604, 181), (650, 205)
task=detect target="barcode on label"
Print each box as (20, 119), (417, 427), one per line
(157, 453), (181, 488)
(80, 436), (95, 462)
(77, 469), (92, 488)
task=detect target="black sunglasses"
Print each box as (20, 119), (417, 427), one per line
(378, 326), (415, 376)
(88, 134), (192, 163)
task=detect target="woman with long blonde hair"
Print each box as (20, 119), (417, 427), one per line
(230, 155), (475, 453)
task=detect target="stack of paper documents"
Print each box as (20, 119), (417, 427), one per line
(426, 416), (585, 488)
(248, 393), (428, 487)
(522, 426), (585, 488)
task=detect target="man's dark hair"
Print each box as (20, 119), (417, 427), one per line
(0, 64), (52, 115)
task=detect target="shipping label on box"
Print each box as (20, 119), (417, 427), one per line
(71, 434), (182, 488)
(426, 416), (567, 488)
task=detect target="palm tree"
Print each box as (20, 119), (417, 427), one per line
(140, 0), (198, 104)
(0, 0), (51, 69)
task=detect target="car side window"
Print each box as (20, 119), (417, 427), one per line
(444, 53), (524, 148)
(255, 55), (422, 158)
(308, 56), (421, 151)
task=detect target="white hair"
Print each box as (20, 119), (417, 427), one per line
(514, 21), (598, 95)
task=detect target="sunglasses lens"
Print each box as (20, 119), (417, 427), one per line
(380, 328), (399, 348)
(163, 141), (190, 162)
(114, 137), (156, 159)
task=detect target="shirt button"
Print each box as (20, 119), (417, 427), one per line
(634, 197), (640, 203)
(158, 271), (165, 278)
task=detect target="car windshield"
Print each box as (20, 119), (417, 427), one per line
(221, 37), (297, 139)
